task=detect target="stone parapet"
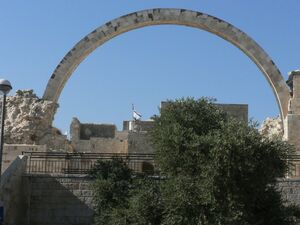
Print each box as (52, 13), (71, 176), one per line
(2, 144), (47, 173)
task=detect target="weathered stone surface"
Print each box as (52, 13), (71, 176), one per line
(259, 116), (283, 140)
(5, 90), (71, 151)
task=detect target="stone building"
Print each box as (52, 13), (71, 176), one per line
(69, 103), (248, 154)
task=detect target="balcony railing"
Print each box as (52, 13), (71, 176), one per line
(22, 152), (157, 175)
(22, 152), (300, 178)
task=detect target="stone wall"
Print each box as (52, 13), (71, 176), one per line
(128, 131), (153, 154)
(26, 175), (94, 225)
(74, 134), (128, 153)
(0, 155), (29, 225)
(80, 124), (116, 140)
(278, 178), (300, 207)
(2, 144), (47, 173)
(4, 90), (71, 151)
(285, 70), (300, 153)
(22, 176), (300, 225)
(71, 117), (128, 153)
(1, 164), (299, 225)
(71, 118), (117, 141)
(70, 103), (248, 154)
(216, 104), (248, 123)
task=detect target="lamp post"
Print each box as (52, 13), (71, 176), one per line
(0, 79), (12, 176)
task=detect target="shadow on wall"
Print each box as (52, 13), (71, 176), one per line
(26, 175), (95, 225)
(0, 155), (28, 225)
(0, 155), (95, 225)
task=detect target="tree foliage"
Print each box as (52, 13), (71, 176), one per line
(90, 97), (300, 225)
(152, 97), (299, 225)
(128, 177), (164, 225)
(89, 158), (132, 224)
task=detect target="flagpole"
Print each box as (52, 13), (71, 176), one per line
(132, 104), (135, 121)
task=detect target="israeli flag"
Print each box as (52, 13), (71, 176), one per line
(133, 110), (142, 120)
(132, 104), (142, 120)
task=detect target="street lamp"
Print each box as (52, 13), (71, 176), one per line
(0, 79), (12, 176)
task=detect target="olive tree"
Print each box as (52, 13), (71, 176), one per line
(151, 97), (299, 225)
(91, 97), (300, 225)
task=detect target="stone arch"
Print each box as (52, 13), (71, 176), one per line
(43, 8), (290, 123)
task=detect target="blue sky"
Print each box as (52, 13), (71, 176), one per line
(1, 1), (299, 133)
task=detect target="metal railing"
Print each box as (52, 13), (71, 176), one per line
(22, 152), (157, 175)
(22, 152), (300, 177)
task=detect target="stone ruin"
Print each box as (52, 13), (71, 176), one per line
(259, 116), (283, 140)
(3, 90), (284, 158)
(70, 118), (155, 154)
(68, 103), (248, 155)
(4, 90), (71, 151)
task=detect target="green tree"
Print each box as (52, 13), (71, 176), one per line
(90, 159), (163, 225)
(128, 177), (164, 225)
(90, 97), (300, 225)
(89, 158), (132, 225)
(151, 97), (299, 225)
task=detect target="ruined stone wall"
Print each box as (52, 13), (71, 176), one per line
(71, 118), (155, 154)
(70, 104), (249, 154)
(259, 116), (283, 140)
(5, 90), (71, 151)
(80, 124), (116, 140)
(70, 118), (128, 153)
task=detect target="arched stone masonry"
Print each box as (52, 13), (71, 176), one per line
(43, 8), (290, 124)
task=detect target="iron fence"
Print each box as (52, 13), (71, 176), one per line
(22, 152), (157, 175)
(21, 152), (300, 177)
